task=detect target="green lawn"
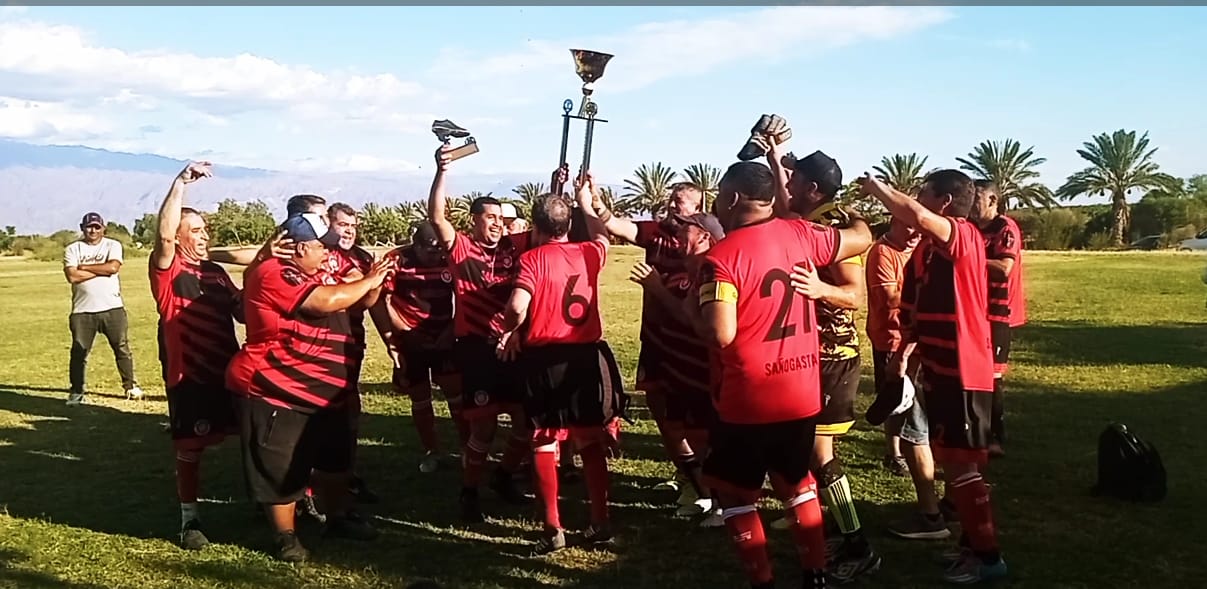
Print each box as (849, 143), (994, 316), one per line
(1, 247), (1204, 589)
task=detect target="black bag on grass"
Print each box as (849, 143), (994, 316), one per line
(1091, 422), (1166, 502)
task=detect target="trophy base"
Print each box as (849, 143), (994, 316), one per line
(447, 139), (479, 162)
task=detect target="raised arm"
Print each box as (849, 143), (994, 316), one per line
(576, 172), (610, 247)
(427, 145), (458, 251)
(834, 216), (873, 262)
(298, 258), (390, 316)
(153, 162), (212, 271)
(767, 141), (795, 219)
(857, 174), (952, 245)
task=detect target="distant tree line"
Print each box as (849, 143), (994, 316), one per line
(2, 128), (1202, 258)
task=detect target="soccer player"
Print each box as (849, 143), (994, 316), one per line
(148, 161), (241, 549)
(629, 212), (726, 527)
(427, 144), (532, 522)
(497, 177), (627, 555)
(772, 146), (879, 581)
(226, 212), (388, 562)
(970, 181), (1026, 458)
(594, 180), (706, 510)
(698, 161), (871, 589)
(859, 170), (1007, 583)
(371, 221), (466, 473)
(63, 211), (143, 404)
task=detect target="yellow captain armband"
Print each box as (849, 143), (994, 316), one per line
(839, 254), (864, 267)
(699, 281), (738, 305)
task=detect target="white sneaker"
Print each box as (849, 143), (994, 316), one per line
(126, 386), (145, 400)
(676, 497), (712, 517)
(700, 507), (724, 528)
(66, 392), (85, 406)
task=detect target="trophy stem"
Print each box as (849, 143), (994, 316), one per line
(580, 116), (597, 185)
(555, 112), (572, 196)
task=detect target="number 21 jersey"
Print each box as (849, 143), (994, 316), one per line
(698, 218), (840, 424)
(514, 239), (607, 347)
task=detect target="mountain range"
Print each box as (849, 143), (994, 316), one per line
(0, 139), (546, 234)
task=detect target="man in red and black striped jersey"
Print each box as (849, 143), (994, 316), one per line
(427, 144), (533, 522)
(593, 181), (705, 504)
(149, 161), (242, 551)
(497, 176), (627, 555)
(697, 161), (872, 589)
(971, 181), (1026, 457)
(371, 221), (466, 474)
(226, 213), (390, 562)
(859, 170), (1008, 584)
(629, 212), (726, 526)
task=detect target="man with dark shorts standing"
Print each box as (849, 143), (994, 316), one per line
(698, 161), (871, 589)
(859, 170), (1007, 583)
(149, 161), (242, 550)
(427, 145), (532, 522)
(373, 221), (466, 473)
(497, 177), (626, 555)
(226, 212), (389, 562)
(970, 181), (1026, 458)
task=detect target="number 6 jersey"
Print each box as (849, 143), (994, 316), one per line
(514, 238), (607, 347)
(698, 218), (840, 424)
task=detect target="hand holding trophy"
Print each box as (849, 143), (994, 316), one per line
(737, 114), (792, 161)
(431, 119), (479, 162)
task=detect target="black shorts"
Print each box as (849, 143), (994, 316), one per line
(923, 376), (994, 461)
(704, 418), (817, 493)
(236, 397), (355, 504)
(635, 342), (664, 393)
(871, 350), (890, 396)
(456, 335), (523, 419)
(522, 341), (628, 430)
(991, 322), (1012, 376)
(167, 379), (237, 448)
(815, 356), (860, 435)
(396, 344), (456, 390)
(665, 392), (718, 429)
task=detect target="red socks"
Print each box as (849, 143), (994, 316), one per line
(408, 386), (439, 453)
(787, 474), (827, 570)
(534, 449), (561, 530)
(579, 443), (610, 525)
(175, 449), (201, 503)
(722, 506), (773, 585)
(462, 430), (490, 487)
(950, 472), (999, 554)
(446, 397), (470, 446)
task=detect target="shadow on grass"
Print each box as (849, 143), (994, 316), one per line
(0, 547), (109, 589)
(1016, 320), (1207, 368)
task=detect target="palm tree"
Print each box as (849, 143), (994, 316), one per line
(598, 185), (638, 218)
(1056, 130), (1181, 245)
(682, 163), (720, 211)
(446, 193), (480, 233)
(624, 162), (677, 218)
(511, 182), (545, 219)
(872, 153), (928, 194)
(957, 139), (1056, 212)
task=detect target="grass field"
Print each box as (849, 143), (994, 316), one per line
(1, 246), (1205, 589)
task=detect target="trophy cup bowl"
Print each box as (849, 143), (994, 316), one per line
(571, 49), (614, 94)
(432, 119), (479, 162)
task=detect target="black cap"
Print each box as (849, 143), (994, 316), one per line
(673, 213), (726, 242)
(280, 213), (341, 247)
(791, 150), (842, 196)
(412, 222), (441, 248)
(80, 212), (105, 227)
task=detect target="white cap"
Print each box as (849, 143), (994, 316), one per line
(500, 202), (519, 220)
(889, 376), (917, 417)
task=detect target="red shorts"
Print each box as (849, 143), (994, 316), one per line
(532, 423), (618, 452)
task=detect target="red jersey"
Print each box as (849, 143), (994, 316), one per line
(225, 258), (355, 413)
(448, 232), (531, 339)
(514, 239), (606, 347)
(659, 270), (711, 396)
(900, 218), (994, 393)
(320, 246), (374, 346)
(634, 220), (686, 356)
(698, 218), (840, 425)
(981, 215), (1026, 328)
(383, 245), (454, 345)
(149, 255), (242, 389)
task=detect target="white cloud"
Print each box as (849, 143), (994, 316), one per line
(0, 96), (111, 140)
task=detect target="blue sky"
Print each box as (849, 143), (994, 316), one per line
(1, 5), (1204, 202)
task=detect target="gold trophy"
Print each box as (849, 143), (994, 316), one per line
(553, 49), (614, 195)
(432, 119), (479, 162)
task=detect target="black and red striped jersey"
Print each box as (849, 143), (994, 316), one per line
(384, 244), (454, 343)
(448, 232), (531, 339)
(149, 254), (242, 389)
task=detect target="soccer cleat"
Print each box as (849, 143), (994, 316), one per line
(530, 528), (567, 557)
(418, 451), (441, 474)
(349, 475), (380, 504)
(273, 530), (309, 563)
(675, 497), (713, 517)
(179, 519), (210, 551)
(324, 511), (379, 541)
(888, 512), (952, 540)
(488, 469), (529, 505)
(582, 523), (615, 547)
(459, 487), (485, 523)
(431, 119), (471, 142)
(296, 492), (327, 524)
(65, 392), (85, 406)
(653, 479), (680, 492)
(828, 544), (883, 584)
(883, 454), (909, 477)
(675, 481), (700, 507)
(942, 554), (1008, 584)
(936, 545), (972, 568)
(125, 386), (145, 400)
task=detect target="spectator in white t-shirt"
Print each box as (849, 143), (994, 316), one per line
(63, 212), (143, 405)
